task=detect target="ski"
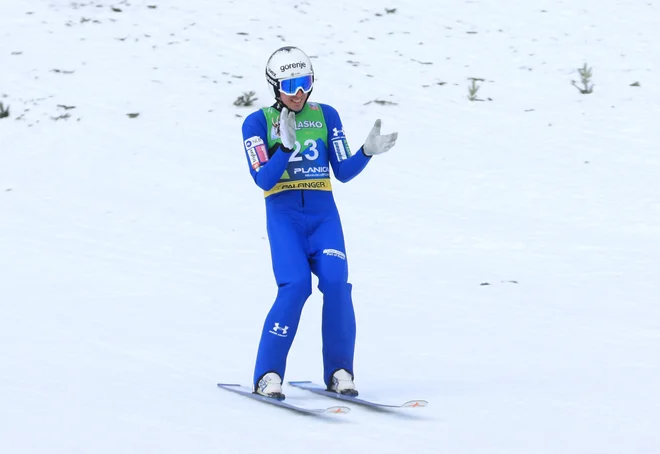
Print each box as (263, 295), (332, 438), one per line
(217, 383), (350, 415)
(288, 381), (428, 409)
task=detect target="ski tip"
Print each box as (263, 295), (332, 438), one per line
(287, 380), (313, 385)
(401, 400), (428, 408)
(325, 406), (351, 414)
(217, 383), (242, 388)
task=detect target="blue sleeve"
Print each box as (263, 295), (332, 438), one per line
(321, 104), (371, 183)
(242, 110), (291, 191)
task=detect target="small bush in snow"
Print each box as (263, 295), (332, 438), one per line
(363, 99), (398, 106)
(467, 78), (484, 101)
(0, 102), (9, 119)
(572, 63), (594, 94)
(234, 91), (258, 107)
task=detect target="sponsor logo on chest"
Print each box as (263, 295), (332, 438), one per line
(294, 166), (329, 175)
(295, 120), (324, 130)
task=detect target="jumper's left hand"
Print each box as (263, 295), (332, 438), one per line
(363, 119), (398, 156)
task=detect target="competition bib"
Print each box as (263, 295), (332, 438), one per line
(261, 103), (332, 196)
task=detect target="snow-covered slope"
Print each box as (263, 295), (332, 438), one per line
(1, 1), (659, 453)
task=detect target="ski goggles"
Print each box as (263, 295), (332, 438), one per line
(279, 75), (314, 96)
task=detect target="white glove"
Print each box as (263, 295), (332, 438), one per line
(363, 119), (398, 156)
(279, 107), (296, 150)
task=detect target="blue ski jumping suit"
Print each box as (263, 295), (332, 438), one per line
(242, 101), (371, 389)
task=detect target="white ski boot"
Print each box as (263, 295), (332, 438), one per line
(255, 372), (285, 400)
(329, 369), (359, 396)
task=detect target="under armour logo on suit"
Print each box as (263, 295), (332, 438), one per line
(269, 322), (289, 337)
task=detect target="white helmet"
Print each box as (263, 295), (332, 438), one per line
(265, 46), (314, 100)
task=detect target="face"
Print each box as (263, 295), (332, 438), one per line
(280, 89), (309, 112)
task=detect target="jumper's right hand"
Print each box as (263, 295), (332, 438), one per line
(279, 107), (296, 151)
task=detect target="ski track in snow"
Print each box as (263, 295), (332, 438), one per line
(1, 0), (659, 453)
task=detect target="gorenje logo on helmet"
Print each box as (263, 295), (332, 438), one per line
(280, 61), (307, 72)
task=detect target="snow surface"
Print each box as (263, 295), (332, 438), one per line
(1, 0), (659, 453)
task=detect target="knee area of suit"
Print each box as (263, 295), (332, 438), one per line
(278, 279), (312, 301)
(319, 280), (352, 297)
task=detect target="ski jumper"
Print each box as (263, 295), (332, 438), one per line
(242, 102), (371, 389)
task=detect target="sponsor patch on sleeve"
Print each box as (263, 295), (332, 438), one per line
(245, 136), (266, 171)
(332, 139), (351, 161)
(247, 147), (260, 170)
(244, 136), (264, 149)
(255, 144), (269, 163)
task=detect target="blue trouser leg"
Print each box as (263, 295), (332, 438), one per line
(253, 204), (311, 388)
(320, 282), (355, 387)
(309, 212), (356, 388)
